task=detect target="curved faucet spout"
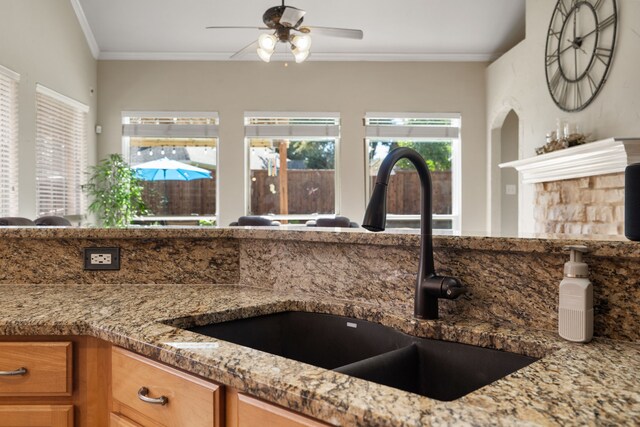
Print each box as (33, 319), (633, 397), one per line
(362, 147), (466, 319)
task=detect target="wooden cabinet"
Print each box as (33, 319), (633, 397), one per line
(226, 388), (330, 427)
(0, 339), (332, 427)
(0, 336), (109, 427)
(0, 342), (72, 396)
(0, 405), (73, 427)
(0, 341), (74, 426)
(110, 412), (143, 427)
(111, 347), (222, 427)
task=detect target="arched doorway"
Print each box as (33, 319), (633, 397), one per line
(489, 109), (520, 236)
(500, 110), (519, 236)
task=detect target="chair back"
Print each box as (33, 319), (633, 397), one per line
(35, 216), (72, 226)
(0, 217), (35, 226)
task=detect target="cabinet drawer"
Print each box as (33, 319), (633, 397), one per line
(0, 342), (72, 396)
(110, 412), (143, 427)
(111, 347), (221, 427)
(229, 390), (330, 427)
(0, 404), (73, 427)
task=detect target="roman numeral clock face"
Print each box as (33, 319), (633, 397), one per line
(545, 0), (618, 112)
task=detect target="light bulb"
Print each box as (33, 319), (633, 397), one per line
(291, 34), (311, 51)
(149, 150), (153, 156)
(257, 47), (273, 63)
(160, 149), (165, 155)
(258, 33), (277, 52)
(292, 47), (309, 63)
(172, 148), (176, 154)
(137, 151), (141, 156)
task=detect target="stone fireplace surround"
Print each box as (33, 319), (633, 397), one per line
(500, 138), (640, 236)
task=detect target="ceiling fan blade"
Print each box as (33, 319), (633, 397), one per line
(300, 26), (363, 39)
(230, 40), (258, 59)
(205, 26), (270, 30)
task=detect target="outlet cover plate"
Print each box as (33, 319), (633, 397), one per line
(84, 247), (120, 270)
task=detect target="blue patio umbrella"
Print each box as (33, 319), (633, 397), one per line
(132, 157), (212, 181)
(132, 157), (212, 215)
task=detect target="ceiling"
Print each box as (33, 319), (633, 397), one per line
(74, 0), (526, 61)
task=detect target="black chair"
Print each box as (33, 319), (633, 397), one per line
(306, 216), (359, 228)
(230, 216), (281, 226)
(34, 216), (72, 226)
(0, 217), (36, 226)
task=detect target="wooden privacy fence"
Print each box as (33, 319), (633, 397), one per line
(250, 169), (451, 215)
(379, 170), (452, 215)
(141, 170), (452, 217)
(142, 177), (217, 216)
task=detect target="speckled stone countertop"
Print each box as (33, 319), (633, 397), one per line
(0, 226), (638, 256)
(1, 283), (638, 426)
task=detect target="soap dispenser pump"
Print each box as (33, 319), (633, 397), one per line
(559, 245), (593, 343)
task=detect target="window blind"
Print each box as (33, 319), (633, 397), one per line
(365, 113), (461, 140)
(245, 112), (340, 139)
(0, 65), (20, 217)
(35, 85), (88, 217)
(122, 113), (219, 138)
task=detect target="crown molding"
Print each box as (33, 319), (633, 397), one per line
(69, 0), (100, 59)
(98, 51), (495, 62)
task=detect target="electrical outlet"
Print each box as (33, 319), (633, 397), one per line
(90, 253), (111, 265)
(84, 247), (120, 270)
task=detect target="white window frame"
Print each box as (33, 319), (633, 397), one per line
(244, 111), (341, 221)
(35, 84), (89, 218)
(364, 112), (461, 233)
(121, 111), (220, 222)
(0, 65), (20, 217)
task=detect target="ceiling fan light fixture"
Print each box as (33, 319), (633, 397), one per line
(291, 46), (310, 63)
(258, 33), (277, 52)
(291, 34), (312, 51)
(257, 47), (273, 62)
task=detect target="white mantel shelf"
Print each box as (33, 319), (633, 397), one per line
(499, 137), (640, 184)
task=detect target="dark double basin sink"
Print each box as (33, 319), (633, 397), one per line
(187, 311), (537, 401)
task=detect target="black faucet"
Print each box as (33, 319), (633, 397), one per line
(362, 147), (467, 320)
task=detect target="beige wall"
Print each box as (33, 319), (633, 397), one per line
(97, 61), (488, 230)
(487, 0), (640, 234)
(0, 0), (98, 219)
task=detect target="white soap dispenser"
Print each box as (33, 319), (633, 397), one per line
(559, 245), (593, 343)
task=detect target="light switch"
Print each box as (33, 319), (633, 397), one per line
(505, 184), (517, 195)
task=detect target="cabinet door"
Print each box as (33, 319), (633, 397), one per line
(111, 347), (221, 427)
(0, 405), (73, 427)
(0, 342), (72, 396)
(227, 389), (331, 427)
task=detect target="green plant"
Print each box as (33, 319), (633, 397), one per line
(84, 154), (148, 227)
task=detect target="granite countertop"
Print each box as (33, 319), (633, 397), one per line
(0, 226), (638, 258)
(1, 283), (638, 426)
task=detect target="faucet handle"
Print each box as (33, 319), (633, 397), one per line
(441, 276), (467, 299)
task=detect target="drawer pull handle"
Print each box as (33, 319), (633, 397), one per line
(0, 367), (27, 376)
(137, 387), (168, 405)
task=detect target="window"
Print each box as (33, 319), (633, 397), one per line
(365, 113), (461, 233)
(0, 65), (19, 217)
(245, 112), (340, 221)
(36, 85), (88, 217)
(122, 112), (218, 220)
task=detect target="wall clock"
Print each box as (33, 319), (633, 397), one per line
(545, 0), (618, 112)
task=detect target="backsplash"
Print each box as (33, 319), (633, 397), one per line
(237, 232), (640, 342)
(0, 234), (239, 284)
(0, 228), (637, 342)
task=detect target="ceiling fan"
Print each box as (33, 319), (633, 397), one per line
(206, 0), (364, 63)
